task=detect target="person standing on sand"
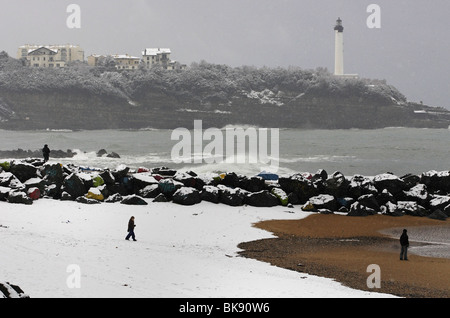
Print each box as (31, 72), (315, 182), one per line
(125, 216), (137, 241)
(42, 144), (50, 163)
(400, 229), (409, 260)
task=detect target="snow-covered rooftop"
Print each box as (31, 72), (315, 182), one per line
(142, 48), (171, 56)
(111, 54), (140, 60)
(28, 47), (59, 54)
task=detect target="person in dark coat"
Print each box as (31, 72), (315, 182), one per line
(400, 229), (409, 260)
(42, 144), (50, 163)
(125, 216), (137, 241)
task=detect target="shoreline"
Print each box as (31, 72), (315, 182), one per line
(238, 214), (450, 298)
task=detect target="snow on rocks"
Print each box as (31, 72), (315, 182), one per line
(0, 158), (448, 219)
(302, 194), (337, 212)
(172, 187), (201, 206)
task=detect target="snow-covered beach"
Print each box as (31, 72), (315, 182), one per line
(0, 199), (396, 298)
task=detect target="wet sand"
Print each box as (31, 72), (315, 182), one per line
(238, 214), (450, 298)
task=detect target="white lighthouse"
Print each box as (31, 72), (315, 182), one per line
(334, 17), (344, 76)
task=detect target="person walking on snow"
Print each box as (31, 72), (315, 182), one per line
(400, 229), (409, 260)
(42, 144), (50, 163)
(125, 216), (137, 241)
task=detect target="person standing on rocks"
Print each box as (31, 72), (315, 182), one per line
(125, 216), (137, 241)
(42, 144), (50, 163)
(400, 229), (409, 260)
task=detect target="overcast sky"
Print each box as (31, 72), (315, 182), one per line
(1, 0), (449, 109)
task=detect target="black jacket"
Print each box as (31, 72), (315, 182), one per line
(43, 146), (50, 156)
(127, 219), (135, 232)
(400, 232), (409, 246)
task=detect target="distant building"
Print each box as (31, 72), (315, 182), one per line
(87, 54), (141, 70)
(141, 48), (187, 70)
(112, 54), (141, 70)
(18, 44), (84, 68)
(87, 54), (107, 67)
(142, 48), (171, 69)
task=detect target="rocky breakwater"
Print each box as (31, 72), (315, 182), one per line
(0, 158), (449, 220)
(0, 148), (76, 159)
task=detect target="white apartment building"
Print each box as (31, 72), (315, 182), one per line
(142, 48), (172, 69)
(18, 44), (84, 68)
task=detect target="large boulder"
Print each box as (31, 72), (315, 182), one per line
(138, 184), (161, 198)
(347, 201), (376, 216)
(396, 201), (427, 217)
(8, 191), (33, 205)
(323, 171), (350, 198)
(245, 190), (279, 207)
(106, 151), (120, 158)
(376, 189), (396, 206)
(10, 162), (37, 183)
(106, 182), (129, 196)
(158, 179), (182, 199)
(271, 187), (289, 206)
(218, 185), (247, 206)
(99, 170), (115, 185)
(401, 173), (421, 189)
(77, 172), (94, 190)
(307, 194), (338, 211)
(420, 170), (450, 194)
(24, 177), (46, 193)
(132, 172), (159, 193)
(200, 185), (220, 204)
(40, 162), (64, 186)
(85, 187), (104, 201)
(373, 173), (406, 197)
(429, 195), (450, 211)
(278, 174), (317, 203)
(403, 184), (430, 206)
(173, 172), (205, 191)
(121, 194), (148, 205)
(240, 176), (266, 193)
(173, 187), (202, 205)
(112, 164), (130, 180)
(356, 194), (380, 212)
(348, 175), (378, 199)
(104, 193), (123, 203)
(0, 172), (24, 190)
(44, 184), (61, 199)
(311, 169), (328, 182)
(76, 196), (101, 204)
(60, 191), (73, 201)
(381, 202), (403, 217)
(152, 193), (168, 202)
(62, 173), (87, 199)
(287, 192), (300, 205)
(221, 172), (241, 188)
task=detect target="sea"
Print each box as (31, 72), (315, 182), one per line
(0, 127), (449, 177)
